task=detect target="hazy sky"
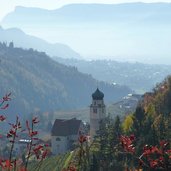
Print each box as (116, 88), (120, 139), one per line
(0, 0), (171, 21)
(1, 0), (171, 63)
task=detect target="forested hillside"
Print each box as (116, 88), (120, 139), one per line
(78, 76), (171, 170)
(0, 42), (131, 119)
(130, 76), (171, 143)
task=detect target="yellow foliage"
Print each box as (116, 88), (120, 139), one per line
(122, 114), (134, 134)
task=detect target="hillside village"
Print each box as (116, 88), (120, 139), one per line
(1, 2), (171, 170)
(0, 42), (171, 171)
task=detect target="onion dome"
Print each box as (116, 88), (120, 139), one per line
(92, 88), (104, 100)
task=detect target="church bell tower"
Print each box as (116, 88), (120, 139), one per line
(90, 88), (106, 139)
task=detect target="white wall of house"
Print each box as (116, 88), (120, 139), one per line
(51, 133), (81, 155)
(51, 136), (68, 155)
(51, 120), (83, 155)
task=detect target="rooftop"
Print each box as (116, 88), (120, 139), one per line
(51, 118), (82, 136)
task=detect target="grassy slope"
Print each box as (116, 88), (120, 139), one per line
(28, 152), (74, 171)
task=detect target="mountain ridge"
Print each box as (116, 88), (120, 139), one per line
(0, 26), (81, 59)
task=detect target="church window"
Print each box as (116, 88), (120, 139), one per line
(56, 137), (61, 141)
(93, 108), (97, 113)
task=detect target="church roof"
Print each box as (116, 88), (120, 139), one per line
(51, 118), (81, 136)
(92, 88), (104, 100)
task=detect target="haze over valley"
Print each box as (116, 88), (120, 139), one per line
(56, 57), (171, 93)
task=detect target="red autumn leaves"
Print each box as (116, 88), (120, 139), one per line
(120, 134), (135, 154)
(0, 115), (6, 121)
(120, 135), (171, 170)
(33, 144), (49, 160)
(0, 160), (28, 171)
(26, 117), (39, 137)
(67, 165), (77, 171)
(0, 93), (11, 122)
(0, 92), (11, 110)
(0, 159), (13, 170)
(63, 165), (77, 171)
(78, 135), (87, 144)
(7, 116), (22, 138)
(139, 141), (171, 169)
(0, 93), (48, 171)
(25, 117), (49, 163)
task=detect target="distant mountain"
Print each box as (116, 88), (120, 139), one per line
(1, 3), (171, 64)
(3, 3), (171, 24)
(0, 26), (81, 59)
(55, 57), (171, 93)
(0, 43), (131, 120)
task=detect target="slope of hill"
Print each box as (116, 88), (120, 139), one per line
(124, 75), (171, 146)
(1, 3), (171, 63)
(0, 42), (131, 119)
(55, 58), (171, 93)
(0, 26), (81, 59)
(28, 152), (73, 171)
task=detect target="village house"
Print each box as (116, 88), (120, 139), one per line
(51, 118), (83, 155)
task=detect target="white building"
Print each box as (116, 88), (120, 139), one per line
(51, 118), (82, 155)
(90, 88), (106, 139)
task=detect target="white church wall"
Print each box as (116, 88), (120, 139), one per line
(51, 136), (68, 155)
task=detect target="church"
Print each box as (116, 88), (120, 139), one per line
(90, 88), (106, 139)
(51, 88), (106, 154)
